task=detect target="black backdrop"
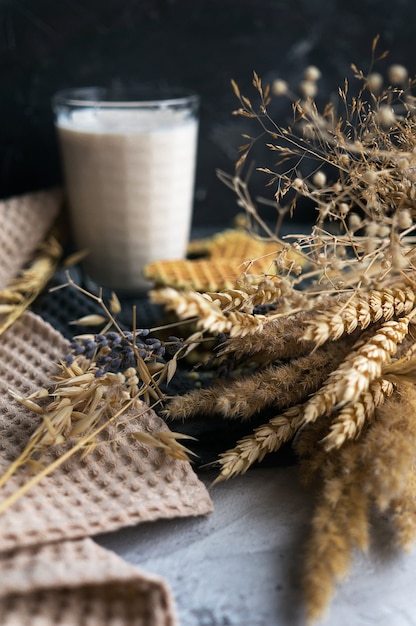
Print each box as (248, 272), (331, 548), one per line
(2, 0), (416, 227)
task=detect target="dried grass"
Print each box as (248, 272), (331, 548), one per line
(159, 44), (416, 622)
(0, 235), (62, 336)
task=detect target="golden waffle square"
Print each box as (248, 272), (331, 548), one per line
(207, 229), (282, 260)
(143, 256), (278, 292)
(146, 227), (306, 292)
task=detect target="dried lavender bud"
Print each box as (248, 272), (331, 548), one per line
(64, 353), (75, 366)
(64, 329), (180, 376)
(95, 334), (109, 347)
(83, 339), (97, 360)
(124, 329), (150, 341)
(165, 336), (183, 356)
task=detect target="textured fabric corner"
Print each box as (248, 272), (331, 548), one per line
(0, 310), (213, 552)
(0, 189), (63, 289)
(0, 537), (177, 626)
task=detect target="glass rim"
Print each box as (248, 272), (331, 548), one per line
(52, 86), (199, 109)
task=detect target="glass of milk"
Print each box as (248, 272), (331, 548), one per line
(53, 86), (199, 292)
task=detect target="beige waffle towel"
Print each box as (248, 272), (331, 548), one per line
(0, 189), (62, 289)
(0, 538), (176, 626)
(0, 312), (213, 552)
(0, 311), (213, 623)
(0, 189), (213, 624)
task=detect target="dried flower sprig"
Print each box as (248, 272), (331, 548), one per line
(224, 45), (416, 300)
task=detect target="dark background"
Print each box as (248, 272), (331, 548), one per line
(2, 0), (416, 228)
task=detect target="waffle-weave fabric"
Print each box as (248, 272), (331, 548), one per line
(0, 188), (215, 624)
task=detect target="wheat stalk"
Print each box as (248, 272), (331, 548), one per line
(151, 287), (265, 337)
(214, 405), (304, 483)
(302, 316), (410, 424)
(303, 284), (416, 347)
(321, 378), (394, 451)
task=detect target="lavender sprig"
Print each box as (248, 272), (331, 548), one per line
(64, 331), (183, 377)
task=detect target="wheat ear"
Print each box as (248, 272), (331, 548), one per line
(302, 317), (410, 424)
(213, 405), (304, 483)
(150, 287), (265, 337)
(321, 378), (394, 451)
(204, 276), (285, 313)
(303, 284), (416, 347)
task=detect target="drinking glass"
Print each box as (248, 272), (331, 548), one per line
(53, 86), (199, 292)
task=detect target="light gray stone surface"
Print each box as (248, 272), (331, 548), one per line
(96, 467), (416, 626)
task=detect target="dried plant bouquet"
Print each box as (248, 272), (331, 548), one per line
(150, 41), (416, 621)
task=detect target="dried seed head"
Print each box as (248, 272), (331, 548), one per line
(304, 65), (321, 82)
(397, 157), (410, 170)
(300, 80), (318, 99)
(292, 177), (304, 190)
(388, 64), (408, 85)
(366, 222), (379, 238)
(362, 169), (379, 185)
(348, 213), (362, 232)
(377, 105), (396, 128)
(378, 224), (391, 238)
(312, 171), (327, 188)
(367, 72), (383, 93)
(338, 202), (350, 217)
(272, 78), (289, 96)
(391, 242), (409, 269)
(339, 154), (350, 167)
(398, 209), (413, 230)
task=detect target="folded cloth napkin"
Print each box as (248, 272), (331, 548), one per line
(0, 537), (176, 626)
(0, 188), (63, 289)
(0, 188), (214, 625)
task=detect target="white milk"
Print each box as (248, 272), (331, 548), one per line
(56, 106), (198, 291)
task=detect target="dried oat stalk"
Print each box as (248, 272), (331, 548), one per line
(0, 235), (62, 336)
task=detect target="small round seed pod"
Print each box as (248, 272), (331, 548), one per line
(272, 79), (289, 96)
(299, 80), (317, 99)
(367, 72), (383, 93)
(377, 105), (396, 128)
(304, 65), (321, 82)
(312, 171), (327, 188)
(362, 169), (379, 185)
(397, 209), (413, 230)
(388, 64), (408, 85)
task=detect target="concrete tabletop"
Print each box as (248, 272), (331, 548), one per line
(96, 466), (416, 626)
